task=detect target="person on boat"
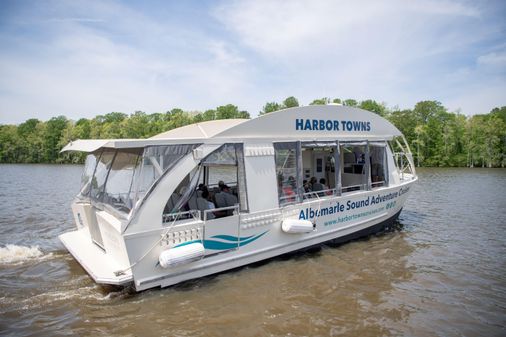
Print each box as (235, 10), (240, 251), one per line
(303, 180), (311, 193)
(309, 177), (317, 190)
(312, 178), (325, 196)
(282, 178), (296, 203)
(197, 189), (216, 219)
(198, 183), (209, 194)
(288, 176), (296, 189)
(215, 184), (238, 215)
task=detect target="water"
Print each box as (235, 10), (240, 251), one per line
(0, 165), (505, 336)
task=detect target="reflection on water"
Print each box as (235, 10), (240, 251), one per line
(0, 165), (505, 336)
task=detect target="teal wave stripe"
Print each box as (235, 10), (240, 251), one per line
(174, 231), (269, 250)
(211, 234), (256, 242)
(202, 240), (237, 250)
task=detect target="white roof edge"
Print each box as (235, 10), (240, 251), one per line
(150, 119), (248, 140)
(61, 139), (112, 153)
(60, 138), (205, 153)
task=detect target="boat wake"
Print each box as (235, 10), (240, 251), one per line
(0, 244), (52, 265)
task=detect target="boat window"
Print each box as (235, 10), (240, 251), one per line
(89, 150), (116, 201)
(136, 144), (200, 203)
(340, 143), (368, 192)
(369, 143), (388, 188)
(78, 151), (101, 198)
(203, 144), (247, 214)
(162, 143), (247, 223)
(102, 150), (142, 213)
(85, 149), (143, 215)
(301, 142), (338, 199)
(163, 166), (202, 217)
(274, 142), (301, 206)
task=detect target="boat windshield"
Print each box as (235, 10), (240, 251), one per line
(79, 144), (200, 218)
(79, 149), (142, 216)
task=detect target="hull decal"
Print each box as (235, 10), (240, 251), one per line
(175, 231), (269, 250)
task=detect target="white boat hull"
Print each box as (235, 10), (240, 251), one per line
(129, 180), (415, 291)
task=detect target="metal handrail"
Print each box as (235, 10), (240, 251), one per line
(371, 180), (386, 188)
(394, 151), (415, 180)
(203, 204), (239, 221)
(341, 184), (365, 193)
(302, 188), (336, 199)
(162, 209), (200, 224)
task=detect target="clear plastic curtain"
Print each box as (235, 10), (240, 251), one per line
(134, 144), (200, 207)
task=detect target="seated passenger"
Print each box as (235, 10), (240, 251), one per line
(197, 189), (215, 219)
(303, 180), (311, 193)
(320, 178), (333, 195)
(282, 183), (296, 203)
(319, 178), (328, 190)
(312, 178), (328, 197)
(288, 176), (296, 189)
(198, 183), (209, 194)
(309, 177), (317, 189)
(215, 184), (238, 215)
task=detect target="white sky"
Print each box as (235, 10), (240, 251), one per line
(0, 0), (505, 124)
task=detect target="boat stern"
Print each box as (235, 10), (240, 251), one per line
(59, 227), (133, 285)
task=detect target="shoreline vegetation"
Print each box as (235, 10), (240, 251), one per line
(1, 97), (505, 167)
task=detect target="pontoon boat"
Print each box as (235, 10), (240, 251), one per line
(60, 105), (417, 291)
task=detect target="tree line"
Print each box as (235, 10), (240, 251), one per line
(1, 98), (504, 167)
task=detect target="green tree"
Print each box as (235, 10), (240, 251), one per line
(202, 109), (216, 121)
(216, 104), (250, 119)
(309, 98), (330, 105)
(0, 125), (21, 162)
(18, 118), (40, 136)
(166, 108), (192, 131)
(121, 111), (150, 138)
(73, 118), (91, 139)
(343, 99), (358, 107)
(283, 96), (299, 108)
(260, 102), (282, 115)
(44, 116), (68, 162)
(359, 99), (386, 117)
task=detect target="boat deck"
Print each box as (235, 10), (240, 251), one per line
(59, 228), (133, 285)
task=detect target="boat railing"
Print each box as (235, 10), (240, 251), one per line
(391, 135), (416, 180)
(394, 151), (416, 181)
(302, 188), (336, 200)
(279, 194), (300, 205)
(283, 183), (388, 203)
(371, 180), (386, 188)
(203, 205), (239, 221)
(162, 204), (240, 226)
(162, 209), (201, 224)
(341, 184), (366, 193)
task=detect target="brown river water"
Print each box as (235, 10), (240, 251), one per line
(0, 165), (505, 336)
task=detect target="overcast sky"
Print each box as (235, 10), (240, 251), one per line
(0, 0), (505, 124)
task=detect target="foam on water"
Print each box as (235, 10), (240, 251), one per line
(0, 244), (48, 265)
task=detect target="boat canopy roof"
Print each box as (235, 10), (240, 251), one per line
(61, 105), (403, 152)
